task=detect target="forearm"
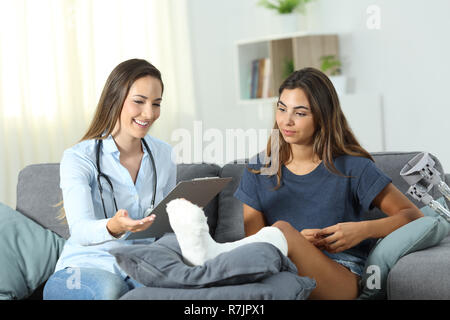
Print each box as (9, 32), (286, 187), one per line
(69, 217), (117, 245)
(362, 208), (424, 239)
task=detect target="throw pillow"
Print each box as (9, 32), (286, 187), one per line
(358, 197), (450, 300)
(110, 233), (313, 290)
(0, 203), (66, 300)
(119, 271), (316, 300)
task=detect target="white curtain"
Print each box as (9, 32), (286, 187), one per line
(0, 0), (196, 208)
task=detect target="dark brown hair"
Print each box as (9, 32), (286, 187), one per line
(81, 58), (164, 142)
(252, 67), (373, 189)
(57, 59), (163, 222)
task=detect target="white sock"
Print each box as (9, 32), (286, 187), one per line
(166, 198), (288, 266)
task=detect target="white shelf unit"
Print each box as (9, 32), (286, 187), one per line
(235, 31), (340, 105)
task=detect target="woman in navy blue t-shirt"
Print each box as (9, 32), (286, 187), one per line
(233, 67), (423, 299)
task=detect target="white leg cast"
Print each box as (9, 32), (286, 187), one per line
(166, 198), (288, 266)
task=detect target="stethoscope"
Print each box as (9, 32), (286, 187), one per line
(95, 138), (157, 219)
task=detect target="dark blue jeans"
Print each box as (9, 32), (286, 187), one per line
(43, 267), (143, 300)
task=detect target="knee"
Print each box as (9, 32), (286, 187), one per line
(98, 277), (129, 300)
(272, 220), (295, 235)
(272, 221), (307, 245)
(78, 268), (129, 300)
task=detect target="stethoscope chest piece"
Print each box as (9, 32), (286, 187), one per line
(144, 206), (154, 217)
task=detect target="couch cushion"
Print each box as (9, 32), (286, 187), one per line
(387, 235), (450, 299)
(110, 233), (303, 288)
(120, 271), (316, 300)
(176, 163), (221, 236)
(358, 197), (450, 300)
(215, 161), (247, 242)
(0, 202), (66, 300)
(16, 164), (69, 239)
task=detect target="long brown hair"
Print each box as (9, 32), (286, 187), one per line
(251, 67), (373, 189)
(57, 59), (164, 222)
(81, 58), (164, 142)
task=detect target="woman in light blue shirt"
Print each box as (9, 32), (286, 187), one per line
(43, 59), (177, 300)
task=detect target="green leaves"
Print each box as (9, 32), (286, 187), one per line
(319, 55), (342, 76)
(257, 0), (314, 14)
(283, 58), (295, 79)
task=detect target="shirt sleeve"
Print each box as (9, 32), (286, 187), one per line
(60, 149), (117, 246)
(233, 165), (263, 212)
(356, 160), (392, 212)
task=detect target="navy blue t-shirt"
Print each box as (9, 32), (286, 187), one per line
(233, 154), (392, 259)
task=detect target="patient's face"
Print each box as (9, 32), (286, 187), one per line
(275, 88), (315, 146)
(115, 76), (162, 140)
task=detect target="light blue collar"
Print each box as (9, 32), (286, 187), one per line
(101, 134), (150, 158)
(101, 134), (119, 154)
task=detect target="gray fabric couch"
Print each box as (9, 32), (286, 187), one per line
(16, 151), (450, 300)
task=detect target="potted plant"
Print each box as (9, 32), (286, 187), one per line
(283, 58), (295, 79)
(257, 0), (314, 14)
(320, 54), (347, 95)
(257, 0), (316, 31)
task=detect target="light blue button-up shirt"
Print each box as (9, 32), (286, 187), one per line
(54, 134), (177, 278)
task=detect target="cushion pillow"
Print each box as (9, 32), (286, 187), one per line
(0, 202), (66, 300)
(110, 233), (313, 289)
(358, 197), (450, 300)
(119, 271), (316, 300)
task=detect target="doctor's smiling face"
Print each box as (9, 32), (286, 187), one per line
(115, 75), (163, 140)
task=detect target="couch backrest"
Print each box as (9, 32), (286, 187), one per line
(16, 164), (67, 239)
(15, 163), (222, 240)
(15, 151), (449, 243)
(365, 152), (447, 220)
(175, 163), (221, 235)
(212, 152), (449, 243)
(215, 162), (247, 243)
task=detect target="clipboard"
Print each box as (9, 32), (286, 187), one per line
(126, 176), (232, 240)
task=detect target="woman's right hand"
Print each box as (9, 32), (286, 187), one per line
(106, 209), (156, 238)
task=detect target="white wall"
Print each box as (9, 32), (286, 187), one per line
(313, 0), (450, 169)
(185, 0), (295, 164)
(186, 0), (450, 172)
